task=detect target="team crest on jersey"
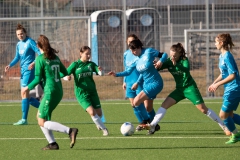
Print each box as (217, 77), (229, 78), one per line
(88, 65), (92, 71)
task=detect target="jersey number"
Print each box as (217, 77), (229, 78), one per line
(51, 65), (60, 82)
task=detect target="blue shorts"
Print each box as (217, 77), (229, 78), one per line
(125, 85), (143, 98)
(20, 70), (35, 87)
(221, 91), (240, 113)
(143, 81), (163, 99)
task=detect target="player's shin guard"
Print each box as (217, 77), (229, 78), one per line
(206, 108), (225, 129)
(233, 113), (240, 125)
(22, 98), (29, 120)
(223, 117), (236, 133)
(133, 107), (143, 123)
(29, 97), (40, 108)
(44, 121), (70, 134)
(91, 114), (106, 129)
(40, 126), (56, 143)
(136, 103), (149, 122)
(150, 107), (166, 126)
(148, 109), (156, 122)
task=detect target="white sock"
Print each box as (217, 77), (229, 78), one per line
(40, 126), (56, 143)
(150, 107), (167, 126)
(44, 121), (70, 134)
(206, 108), (225, 130)
(91, 114), (106, 129)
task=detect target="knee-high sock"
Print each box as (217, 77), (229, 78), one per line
(136, 103), (149, 121)
(133, 107), (142, 123)
(151, 107), (166, 126)
(40, 126), (56, 143)
(148, 109), (156, 122)
(29, 97), (40, 108)
(22, 98), (29, 120)
(44, 121), (70, 134)
(206, 108), (225, 130)
(91, 114), (106, 129)
(232, 113), (240, 125)
(223, 116), (237, 133)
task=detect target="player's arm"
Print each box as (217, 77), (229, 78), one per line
(28, 57), (43, 90)
(8, 45), (21, 68)
(60, 61), (76, 78)
(93, 63), (103, 76)
(28, 40), (42, 70)
(175, 58), (190, 72)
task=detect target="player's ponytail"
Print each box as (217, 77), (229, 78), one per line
(217, 33), (234, 51)
(37, 35), (58, 60)
(170, 43), (187, 59)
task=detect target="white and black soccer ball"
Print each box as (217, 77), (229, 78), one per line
(120, 122), (135, 136)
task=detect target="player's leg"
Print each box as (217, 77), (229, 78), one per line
(39, 93), (78, 149)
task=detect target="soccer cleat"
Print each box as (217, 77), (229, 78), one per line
(69, 128), (78, 148)
(136, 119), (151, 131)
(155, 124), (161, 131)
(13, 119), (28, 125)
(96, 125), (102, 131)
(102, 128), (109, 136)
(225, 132), (240, 144)
(42, 142), (59, 150)
(145, 124), (156, 135)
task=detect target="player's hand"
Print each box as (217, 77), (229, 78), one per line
(153, 60), (163, 69)
(63, 76), (71, 81)
(98, 66), (102, 71)
(122, 83), (126, 90)
(208, 83), (218, 92)
(4, 65), (10, 72)
(107, 71), (116, 77)
(131, 83), (138, 90)
(28, 62), (35, 70)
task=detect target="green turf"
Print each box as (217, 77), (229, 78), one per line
(0, 99), (240, 160)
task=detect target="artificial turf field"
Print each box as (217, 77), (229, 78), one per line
(0, 99), (239, 160)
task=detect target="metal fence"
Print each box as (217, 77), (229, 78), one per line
(0, 0), (240, 100)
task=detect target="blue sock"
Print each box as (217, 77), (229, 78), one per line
(101, 110), (106, 123)
(136, 103), (149, 121)
(232, 113), (240, 125)
(133, 107), (142, 123)
(148, 109), (156, 122)
(22, 98), (29, 120)
(29, 97), (40, 108)
(223, 116), (236, 132)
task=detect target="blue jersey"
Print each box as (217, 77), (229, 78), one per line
(123, 49), (141, 87)
(136, 48), (167, 89)
(219, 51), (240, 94)
(9, 36), (41, 74)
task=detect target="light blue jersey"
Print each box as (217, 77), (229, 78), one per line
(9, 36), (41, 87)
(9, 36), (41, 74)
(123, 49), (142, 88)
(219, 51), (240, 112)
(219, 51), (240, 93)
(116, 48), (168, 99)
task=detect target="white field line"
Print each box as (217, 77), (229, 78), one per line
(0, 136), (228, 140)
(0, 101), (222, 106)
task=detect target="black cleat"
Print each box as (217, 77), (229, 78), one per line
(69, 128), (78, 148)
(155, 124), (161, 131)
(42, 142), (59, 150)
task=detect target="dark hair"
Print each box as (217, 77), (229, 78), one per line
(37, 35), (58, 60)
(216, 33), (234, 51)
(170, 43), (187, 59)
(16, 24), (27, 33)
(80, 46), (91, 53)
(128, 39), (143, 50)
(127, 34), (139, 41)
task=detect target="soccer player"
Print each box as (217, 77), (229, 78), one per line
(62, 46), (109, 136)
(121, 34), (151, 131)
(22, 35), (78, 150)
(4, 24), (41, 125)
(142, 43), (231, 136)
(208, 33), (240, 144)
(108, 39), (168, 135)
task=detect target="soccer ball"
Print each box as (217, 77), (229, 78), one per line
(120, 122), (135, 136)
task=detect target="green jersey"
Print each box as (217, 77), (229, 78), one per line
(67, 59), (100, 91)
(28, 54), (68, 94)
(159, 57), (196, 88)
